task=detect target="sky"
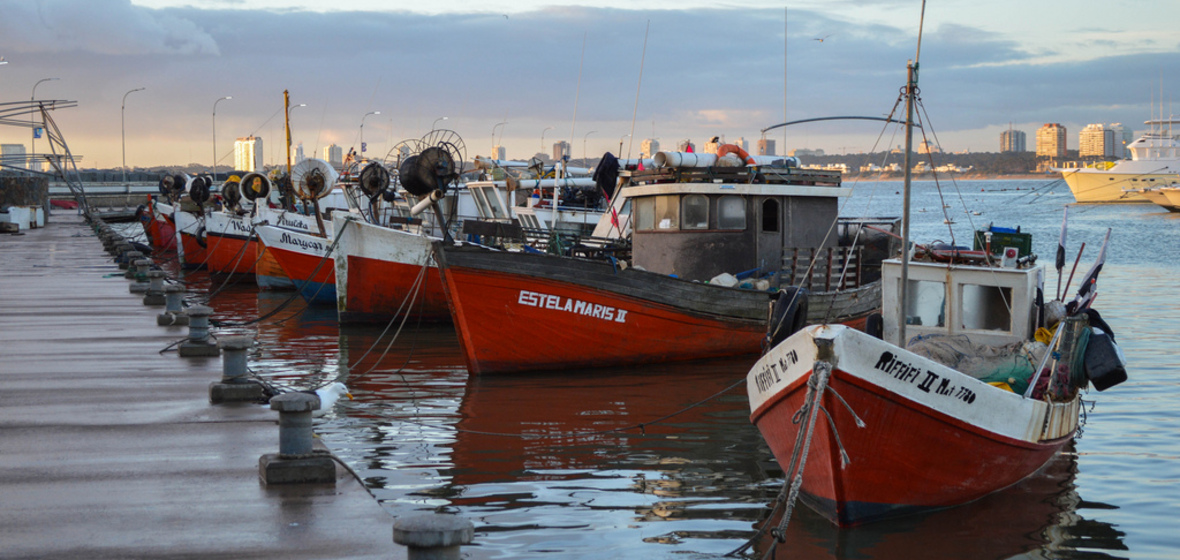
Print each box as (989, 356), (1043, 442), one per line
(1, 0), (1178, 169)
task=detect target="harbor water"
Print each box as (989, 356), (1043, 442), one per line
(158, 179), (1178, 559)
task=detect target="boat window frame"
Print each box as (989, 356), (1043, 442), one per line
(761, 198), (780, 233)
(654, 195), (680, 230)
(634, 197), (655, 231)
(904, 278), (947, 328)
(681, 194), (709, 230)
(958, 283), (1014, 333)
(717, 195), (746, 230)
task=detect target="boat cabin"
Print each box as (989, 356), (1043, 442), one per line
(615, 166), (852, 283)
(881, 258), (1042, 348)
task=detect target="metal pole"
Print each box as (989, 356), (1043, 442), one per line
(212, 96), (231, 181)
(898, 60), (916, 347)
(583, 130), (596, 163)
(31, 78), (58, 171)
(121, 87), (145, 186)
(360, 111), (380, 158)
(432, 116), (448, 130)
(492, 121), (507, 158)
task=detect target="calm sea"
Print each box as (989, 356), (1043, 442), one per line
(186, 178), (1179, 559)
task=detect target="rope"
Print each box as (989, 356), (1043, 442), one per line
(727, 361), (832, 558)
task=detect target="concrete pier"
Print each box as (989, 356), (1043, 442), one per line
(0, 216), (400, 559)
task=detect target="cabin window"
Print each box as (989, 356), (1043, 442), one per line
(904, 279), (946, 327)
(682, 195), (709, 229)
(471, 188), (492, 218)
(654, 195), (679, 229)
(483, 187), (507, 218)
(761, 198), (780, 232)
(960, 284), (1012, 331)
(718, 196), (746, 230)
(635, 197), (655, 230)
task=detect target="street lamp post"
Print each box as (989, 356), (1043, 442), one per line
(31, 77), (59, 170)
(211, 96), (231, 180)
(619, 133), (630, 157)
(432, 116), (448, 130)
(540, 126), (554, 158)
(583, 130), (596, 163)
(360, 111), (381, 158)
(121, 87), (145, 186)
(492, 121), (507, 159)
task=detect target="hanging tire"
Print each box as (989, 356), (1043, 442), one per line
(768, 287), (809, 348)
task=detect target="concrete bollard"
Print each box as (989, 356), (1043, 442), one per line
(142, 271), (167, 305)
(116, 246), (137, 267)
(129, 259), (152, 292)
(157, 284), (190, 326)
(178, 305), (219, 357)
(393, 514), (475, 560)
(209, 337), (264, 403)
(258, 392), (335, 485)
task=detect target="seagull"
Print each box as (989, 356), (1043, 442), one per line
(311, 382), (353, 417)
(813, 34), (833, 42)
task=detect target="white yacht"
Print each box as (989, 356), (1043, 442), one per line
(1059, 119), (1180, 203)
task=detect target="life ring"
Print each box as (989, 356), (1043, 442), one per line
(768, 287), (809, 348)
(195, 225), (207, 248)
(717, 143), (756, 165)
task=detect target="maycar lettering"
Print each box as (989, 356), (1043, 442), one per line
(279, 232), (324, 253)
(517, 290), (628, 323)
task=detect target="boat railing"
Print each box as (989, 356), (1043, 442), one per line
(622, 166), (841, 187)
(781, 246), (864, 291)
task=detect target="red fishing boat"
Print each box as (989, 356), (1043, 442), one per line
(434, 161), (897, 374)
(745, 58), (1127, 529)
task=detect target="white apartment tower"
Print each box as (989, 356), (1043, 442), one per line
(290, 143), (305, 165)
(1, 144), (27, 170)
(1036, 124), (1067, 159)
(640, 138), (660, 159)
(234, 136), (263, 172)
(323, 144), (343, 170)
(1079, 124), (1115, 159)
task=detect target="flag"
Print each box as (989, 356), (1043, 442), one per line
(361, 141), (367, 153)
(1072, 227), (1111, 312)
(33, 127), (43, 139)
(1056, 206), (1068, 271)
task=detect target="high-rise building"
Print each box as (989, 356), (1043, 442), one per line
(677, 139), (696, 153)
(290, 143), (305, 165)
(1108, 123), (1133, 158)
(640, 138), (660, 159)
(552, 141), (570, 161)
(493, 145), (506, 160)
(703, 137), (722, 154)
(756, 138), (776, 156)
(323, 144), (343, 170)
(733, 137), (748, 152)
(1000, 127), (1026, 153)
(1036, 124), (1067, 158)
(234, 136), (263, 172)
(1, 144), (27, 170)
(1079, 123), (1115, 159)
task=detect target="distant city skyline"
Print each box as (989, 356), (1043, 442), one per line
(1, 1), (1177, 169)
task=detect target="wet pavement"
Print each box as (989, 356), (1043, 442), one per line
(0, 215), (399, 559)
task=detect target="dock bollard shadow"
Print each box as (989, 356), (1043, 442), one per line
(209, 336), (265, 403)
(258, 392), (336, 485)
(393, 514), (475, 560)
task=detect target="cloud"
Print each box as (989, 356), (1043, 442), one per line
(1, 0), (219, 55)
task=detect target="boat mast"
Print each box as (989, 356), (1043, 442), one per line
(898, 0), (926, 346)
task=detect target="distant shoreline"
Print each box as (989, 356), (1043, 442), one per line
(843, 173), (1060, 182)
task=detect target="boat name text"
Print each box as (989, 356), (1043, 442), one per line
(753, 349), (800, 394)
(517, 290), (628, 323)
(229, 219), (252, 234)
(277, 214), (310, 230)
(874, 351), (977, 404)
(279, 232), (325, 253)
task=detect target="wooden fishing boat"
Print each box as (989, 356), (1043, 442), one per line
(745, 59), (1127, 529)
(434, 162), (898, 374)
(255, 223), (337, 305)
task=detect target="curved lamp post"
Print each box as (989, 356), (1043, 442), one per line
(31, 78), (59, 169)
(541, 126), (553, 157)
(492, 121), (507, 159)
(432, 116), (448, 130)
(211, 96), (231, 180)
(582, 130), (596, 163)
(360, 111), (381, 156)
(121, 87), (145, 185)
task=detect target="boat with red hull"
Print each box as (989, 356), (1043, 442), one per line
(435, 161), (896, 374)
(256, 223), (337, 305)
(744, 57), (1126, 530)
(333, 216), (450, 323)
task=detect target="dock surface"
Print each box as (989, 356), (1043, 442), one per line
(0, 216), (398, 559)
